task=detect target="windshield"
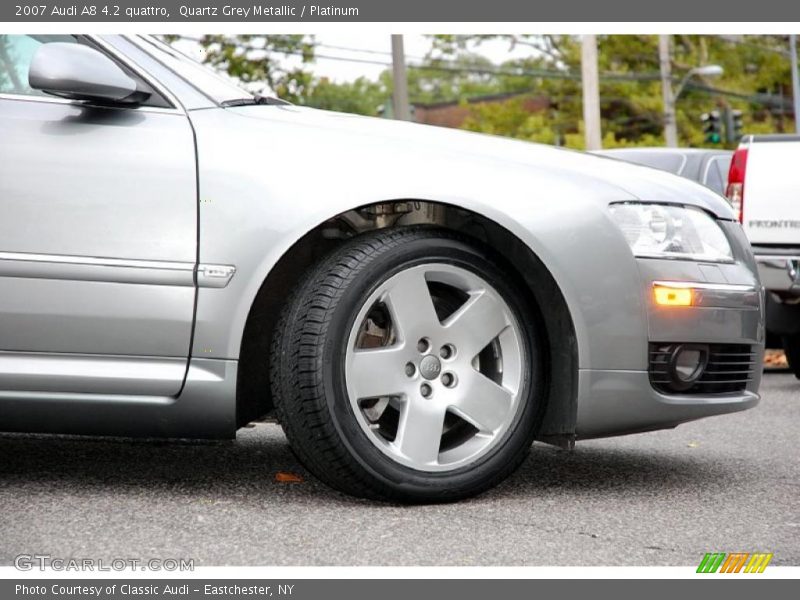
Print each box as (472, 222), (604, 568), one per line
(133, 34), (254, 104)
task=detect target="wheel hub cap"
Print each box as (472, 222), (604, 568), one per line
(418, 355), (442, 380)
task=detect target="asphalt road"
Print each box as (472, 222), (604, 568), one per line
(1, 373), (797, 567)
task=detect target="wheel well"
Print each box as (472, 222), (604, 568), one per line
(236, 200), (579, 439)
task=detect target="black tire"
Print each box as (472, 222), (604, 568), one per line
(270, 227), (546, 503)
(783, 335), (800, 379)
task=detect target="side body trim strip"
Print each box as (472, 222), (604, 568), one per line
(0, 252), (235, 288)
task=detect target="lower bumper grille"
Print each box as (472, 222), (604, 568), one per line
(649, 343), (757, 394)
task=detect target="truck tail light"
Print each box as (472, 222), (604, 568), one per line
(726, 145), (748, 223)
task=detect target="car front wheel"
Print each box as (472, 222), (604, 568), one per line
(270, 227), (545, 502)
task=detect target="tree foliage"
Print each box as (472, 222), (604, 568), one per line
(436, 35), (795, 148)
(170, 34), (316, 103)
(304, 76), (388, 116)
(173, 34), (797, 148)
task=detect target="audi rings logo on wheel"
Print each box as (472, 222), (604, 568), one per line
(419, 355), (442, 380)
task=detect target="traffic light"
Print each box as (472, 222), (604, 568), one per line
(727, 109), (744, 143)
(701, 111), (722, 144)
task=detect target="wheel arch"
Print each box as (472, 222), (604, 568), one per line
(235, 199), (579, 441)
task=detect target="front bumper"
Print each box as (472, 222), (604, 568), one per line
(576, 369), (760, 439)
(576, 221), (764, 438)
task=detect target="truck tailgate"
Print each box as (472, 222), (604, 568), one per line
(743, 138), (800, 245)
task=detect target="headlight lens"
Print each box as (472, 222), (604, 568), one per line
(609, 203), (733, 263)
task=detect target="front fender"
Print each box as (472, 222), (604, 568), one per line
(188, 108), (649, 374)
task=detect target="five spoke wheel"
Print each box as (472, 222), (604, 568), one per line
(346, 264), (523, 471)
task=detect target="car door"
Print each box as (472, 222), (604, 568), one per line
(0, 35), (197, 396)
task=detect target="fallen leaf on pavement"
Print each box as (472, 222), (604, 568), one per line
(764, 350), (788, 368)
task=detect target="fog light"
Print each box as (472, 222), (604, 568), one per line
(668, 344), (709, 391)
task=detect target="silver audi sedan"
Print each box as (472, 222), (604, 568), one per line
(0, 35), (764, 502)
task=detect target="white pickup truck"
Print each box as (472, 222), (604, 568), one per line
(727, 134), (800, 377)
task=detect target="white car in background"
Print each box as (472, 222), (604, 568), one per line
(597, 148), (733, 196)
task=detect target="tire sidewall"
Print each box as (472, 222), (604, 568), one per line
(321, 233), (545, 499)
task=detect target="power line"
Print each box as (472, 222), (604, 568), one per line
(166, 35), (792, 109)
(168, 34), (616, 81)
(718, 35), (791, 57)
(315, 42), (429, 63)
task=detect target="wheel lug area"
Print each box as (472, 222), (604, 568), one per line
(441, 372), (457, 388)
(439, 344), (456, 360)
(417, 337), (431, 354)
(412, 339), (458, 390)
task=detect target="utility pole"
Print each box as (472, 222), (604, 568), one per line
(659, 34), (678, 147)
(581, 34), (602, 150)
(791, 34), (800, 134)
(391, 34), (411, 121)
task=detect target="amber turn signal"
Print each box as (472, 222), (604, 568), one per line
(653, 285), (693, 307)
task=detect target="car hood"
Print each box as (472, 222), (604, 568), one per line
(227, 105), (736, 220)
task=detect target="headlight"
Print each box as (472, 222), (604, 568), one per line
(609, 202), (733, 263)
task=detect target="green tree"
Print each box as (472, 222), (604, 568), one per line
(170, 33), (797, 147)
(167, 34), (315, 103)
(432, 34), (796, 148)
(305, 76), (389, 116)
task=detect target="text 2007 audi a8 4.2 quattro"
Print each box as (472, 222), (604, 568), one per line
(0, 34), (764, 502)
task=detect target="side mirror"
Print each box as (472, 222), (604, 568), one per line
(28, 42), (147, 105)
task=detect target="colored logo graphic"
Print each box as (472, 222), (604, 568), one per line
(697, 552), (773, 573)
